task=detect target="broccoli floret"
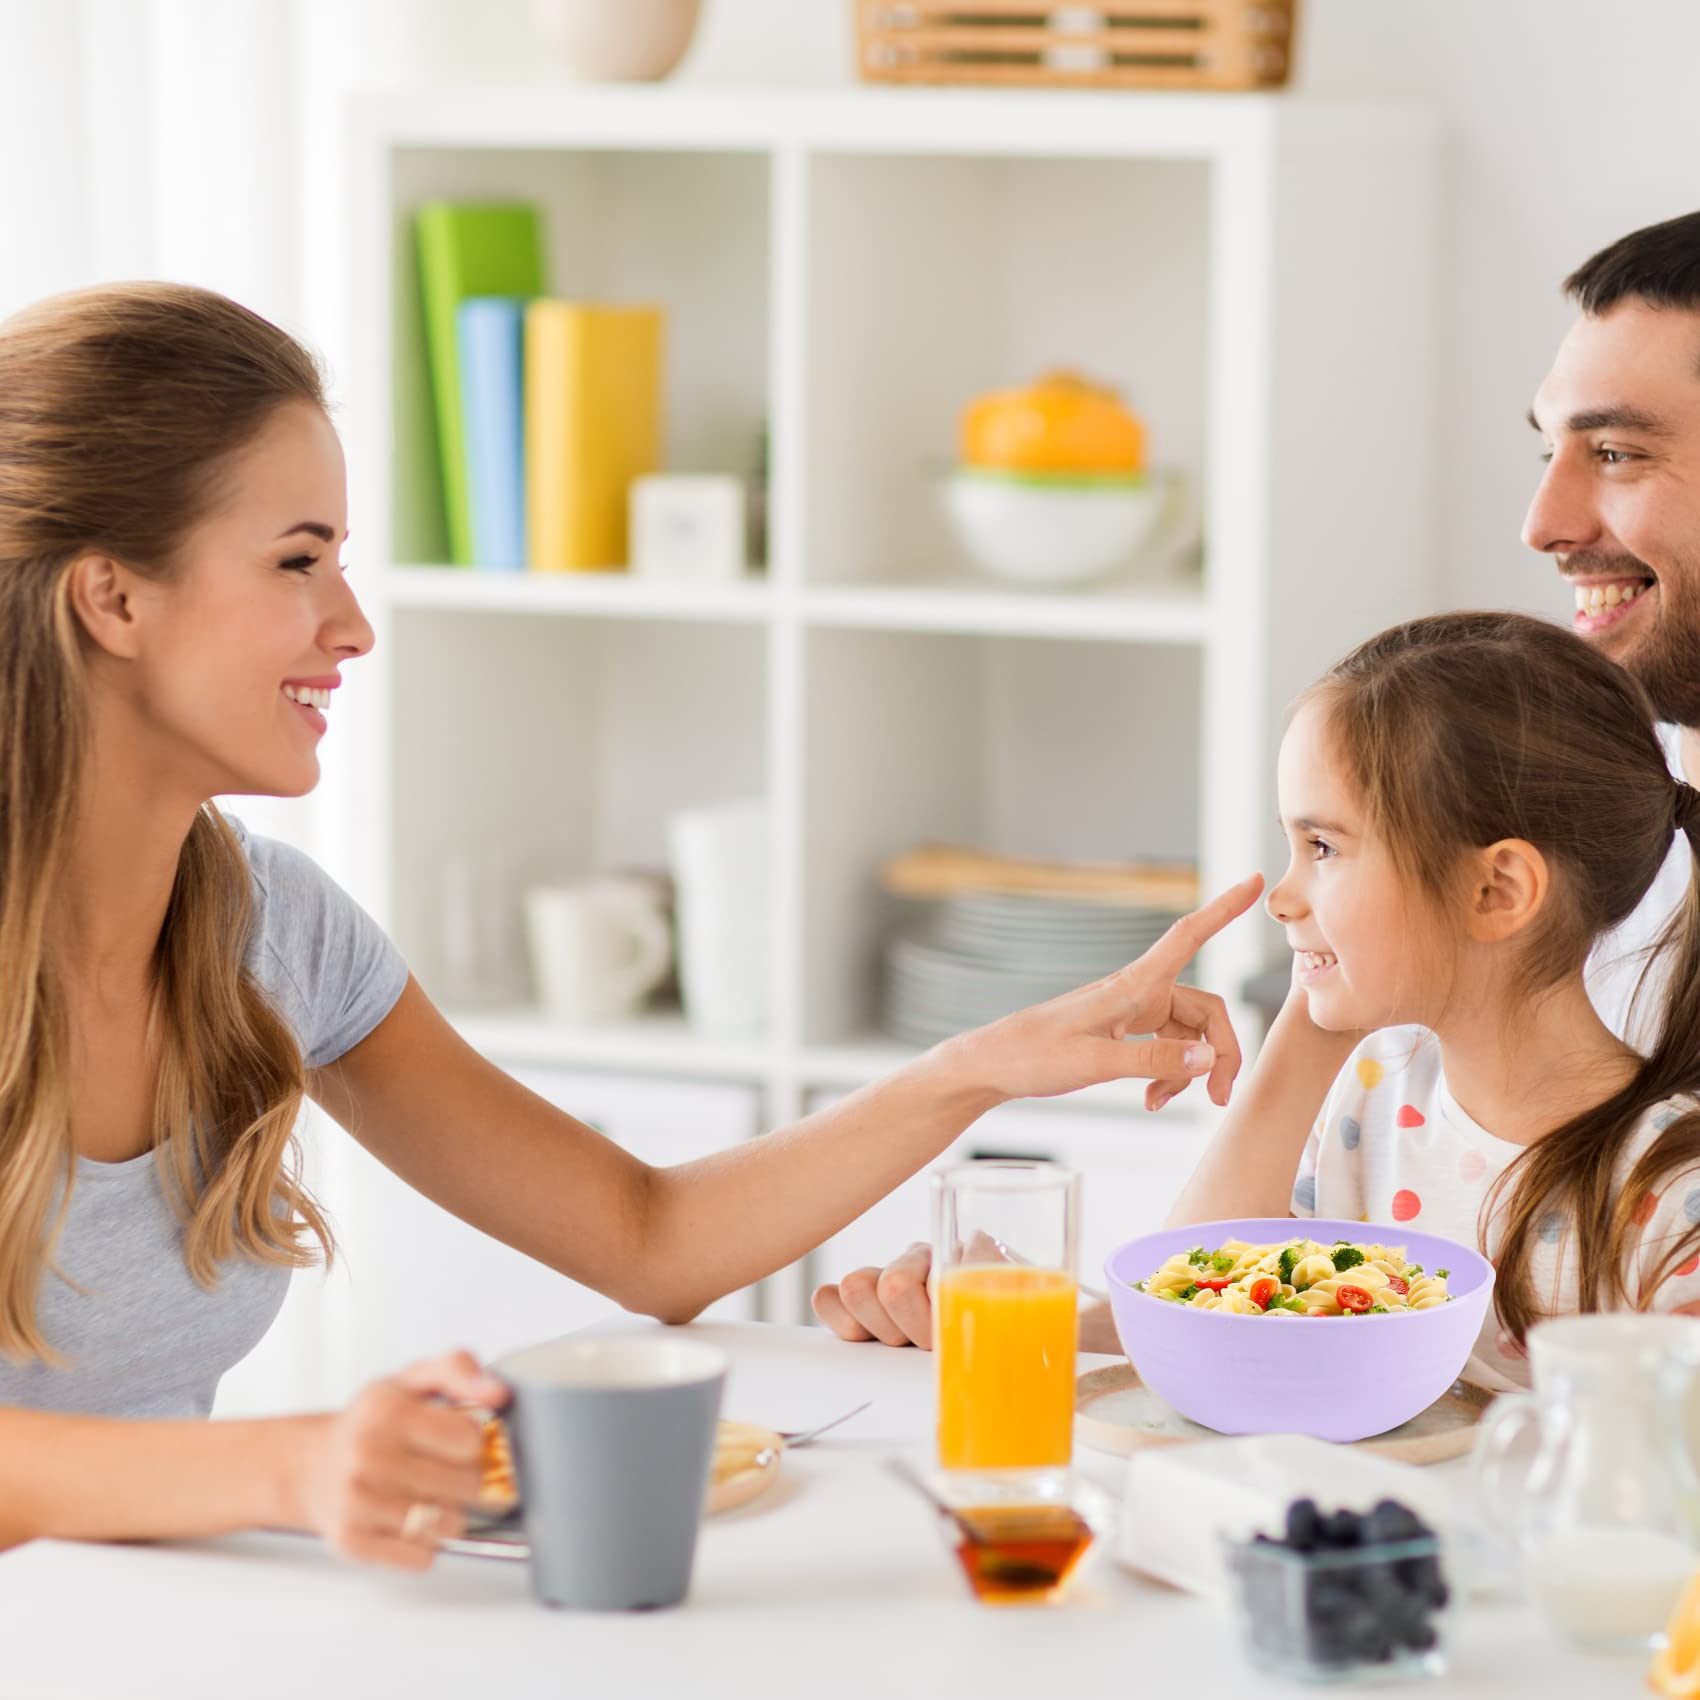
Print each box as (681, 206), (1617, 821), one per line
(1370, 1304), (1390, 1314)
(1436, 1268), (1450, 1279)
(1331, 1245), (1366, 1271)
(1404, 1264), (1423, 1277)
(1186, 1245), (1210, 1267)
(1278, 1246), (1301, 1283)
(1210, 1250), (1237, 1274)
(1178, 1283), (1201, 1301)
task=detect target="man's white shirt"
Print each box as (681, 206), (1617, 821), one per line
(1586, 722), (1693, 1048)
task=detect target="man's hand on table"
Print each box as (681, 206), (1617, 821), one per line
(812, 1242), (1122, 1355)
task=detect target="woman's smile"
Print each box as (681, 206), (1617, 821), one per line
(281, 675), (339, 738)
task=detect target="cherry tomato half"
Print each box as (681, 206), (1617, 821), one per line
(1385, 1273), (1410, 1297)
(1249, 1277), (1280, 1310)
(1336, 1285), (1373, 1314)
(1195, 1276), (1233, 1292)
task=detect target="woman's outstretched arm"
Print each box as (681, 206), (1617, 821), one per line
(309, 877), (1264, 1325)
(812, 978), (1359, 1353)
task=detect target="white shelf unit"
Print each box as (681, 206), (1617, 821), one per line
(325, 86), (1437, 1341)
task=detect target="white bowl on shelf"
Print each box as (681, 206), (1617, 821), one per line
(536, 0), (702, 81)
(943, 469), (1171, 587)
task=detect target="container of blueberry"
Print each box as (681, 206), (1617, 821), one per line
(1222, 1498), (1452, 1683)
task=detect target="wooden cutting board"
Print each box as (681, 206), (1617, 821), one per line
(1075, 1363), (1494, 1465)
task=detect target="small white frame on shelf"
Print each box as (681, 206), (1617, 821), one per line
(321, 85), (1438, 1336)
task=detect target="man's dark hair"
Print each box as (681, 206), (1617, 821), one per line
(1565, 210), (1700, 314)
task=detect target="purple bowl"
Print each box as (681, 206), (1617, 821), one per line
(1103, 1218), (1495, 1443)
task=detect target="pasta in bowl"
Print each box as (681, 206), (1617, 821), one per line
(1105, 1218), (1494, 1443)
(1139, 1236), (1453, 1318)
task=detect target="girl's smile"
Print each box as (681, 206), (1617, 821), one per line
(1294, 949), (1339, 985)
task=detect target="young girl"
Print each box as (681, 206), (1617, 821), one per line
(1162, 608), (1700, 1387)
(0, 280), (1254, 1568)
(820, 610), (1700, 1386)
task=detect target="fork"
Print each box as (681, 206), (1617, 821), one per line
(773, 1400), (873, 1449)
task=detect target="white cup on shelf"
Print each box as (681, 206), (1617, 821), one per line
(668, 800), (769, 1040)
(525, 877), (673, 1026)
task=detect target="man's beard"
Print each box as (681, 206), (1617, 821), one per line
(1566, 549), (1700, 728)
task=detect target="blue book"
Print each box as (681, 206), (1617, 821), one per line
(456, 296), (528, 570)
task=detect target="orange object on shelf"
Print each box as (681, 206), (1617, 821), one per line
(937, 1265), (1077, 1472)
(961, 370), (1146, 478)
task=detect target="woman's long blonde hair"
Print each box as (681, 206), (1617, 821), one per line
(0, 282), (335, 1362)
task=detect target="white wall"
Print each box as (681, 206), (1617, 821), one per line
(8, 0), (1694, 622)
(0, 1), (90, 309)
(1298, 0), (1700, 613)
(670, 0), (1700, 619)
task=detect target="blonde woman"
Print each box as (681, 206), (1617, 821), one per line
(0, 283), (1257, 1570)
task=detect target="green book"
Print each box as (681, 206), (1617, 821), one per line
(415, 202), (546, 566)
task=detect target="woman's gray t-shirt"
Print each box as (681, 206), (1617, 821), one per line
(0, 820), (408, 1420)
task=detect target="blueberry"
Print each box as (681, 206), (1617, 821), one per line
(1394, 1553), (1447, 1604)
(1383, 1590), (1430, 1639)
(1285, 1498), (1322, 1551)
(1359, 1561), (1405, 1610)
(1364, 1498), (1425, 1545)
(1350, 1602), (1398, 1657)
(1305, 1574), (1358, 1621)
(1312, 1601), (1388, 1666)
(1305, 1617), (1352, 1662)
(1322, 1508), (1363, 1549)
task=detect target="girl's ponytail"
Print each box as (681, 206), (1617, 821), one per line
(1488, 778), (1700, 1337)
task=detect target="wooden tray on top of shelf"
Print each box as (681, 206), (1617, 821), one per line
(853, 1), (1299, 93)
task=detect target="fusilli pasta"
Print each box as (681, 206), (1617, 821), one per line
(1131, 1237), (1453, 1318)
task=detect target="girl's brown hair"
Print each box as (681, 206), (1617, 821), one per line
(1311, 610), (1700, 1339)
(0, 282), (335, 1362)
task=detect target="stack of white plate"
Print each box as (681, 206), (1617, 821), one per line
(881, 893), (1187, 1048)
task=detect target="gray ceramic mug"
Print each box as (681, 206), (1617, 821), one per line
(497, 1334), (728, 1611)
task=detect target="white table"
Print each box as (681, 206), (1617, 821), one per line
(0, 1324), (1653, 1700)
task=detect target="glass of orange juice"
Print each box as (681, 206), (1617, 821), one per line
(933, 1160), (1080, 1498)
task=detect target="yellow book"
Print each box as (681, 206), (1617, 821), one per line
(524, 301), (664, 573)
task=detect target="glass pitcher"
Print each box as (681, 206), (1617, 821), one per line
(1474, 1313), (1700, 1651)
